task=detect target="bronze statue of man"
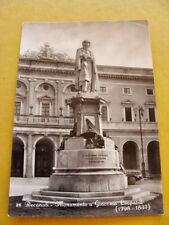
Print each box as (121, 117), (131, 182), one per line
(75, 40), (99, 92)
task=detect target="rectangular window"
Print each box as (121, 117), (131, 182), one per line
(148, 108), (156, 122)
(125, 107), (132, 122)
(123, 87), (131, 95)
(146, 88), (154, 95)
(15, 102), (21, 115)
(100, 86), (107, 92)
(69, 106), (74, 117)
(42, 102), (50, 116)
(101, 106), (108, 121)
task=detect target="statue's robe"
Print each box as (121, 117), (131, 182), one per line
(75, 48), (99, 92)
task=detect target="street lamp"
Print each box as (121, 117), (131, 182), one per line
(134, 106), (146, 178)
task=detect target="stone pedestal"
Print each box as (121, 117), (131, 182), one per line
(49, 171), (127, 192)
(49, 137), (127, 193)
(66, 93), (106, 136)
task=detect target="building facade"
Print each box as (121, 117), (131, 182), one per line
(11, 57), (161, 178)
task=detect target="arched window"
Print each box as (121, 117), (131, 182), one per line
(15, 80), (27, 115)
(15, 101), (21, 115)
(69, 106), (74, 117)
(40, 98), (51, 116)
(36, 83), (55, 116)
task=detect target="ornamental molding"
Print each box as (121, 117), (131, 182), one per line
(18, 57), (153, 81)
(19, 66), (153, 81)
(144, 101), (156, 106)
(121, 99), (135, 105)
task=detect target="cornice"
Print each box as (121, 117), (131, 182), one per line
(19, 57), (153, 72)
(19, 65), (153, 81)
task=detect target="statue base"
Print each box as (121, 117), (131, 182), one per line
(49, 170), (127, 192)
(49, 137), (127, 192)
(24, 164), (158, 204)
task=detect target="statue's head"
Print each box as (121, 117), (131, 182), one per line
(82, 40), (90, 50)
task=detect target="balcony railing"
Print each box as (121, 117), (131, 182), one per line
(14, 114), (74, 126)
(14, 114), (158, 131)
(102, 121), (158, 131)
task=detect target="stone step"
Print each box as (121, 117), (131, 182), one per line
(138, 192), (160, 203)
(124, 188), (141, 195)
(23, 191), (159, 205)
(31, 191), (127, 203)
(40, 189), (125, 197)
(40, 188), (141, 198)
(125, 191), (150, 200)
(51, 170), (124, 175)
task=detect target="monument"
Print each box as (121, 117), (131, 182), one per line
(25, 40), (155, 204)
(48, 39), (127, 194)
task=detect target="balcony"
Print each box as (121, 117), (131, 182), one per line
(14, 114), (74, 128)
(102, 121), (158, 131)
(14, 114), (158, 131)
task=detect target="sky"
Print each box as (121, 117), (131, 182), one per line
(20, 20), (153, 68)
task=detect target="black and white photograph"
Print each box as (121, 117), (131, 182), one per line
(8, 20), (163, 217)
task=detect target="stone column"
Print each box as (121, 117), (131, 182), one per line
(26, 133), (34, 178)
(23, 144), (27, 177)
(55, 80), (63, 116)
(55, 134), (63, 167)
(138, 147), (142, 170)
(119, 147), (123, 164)
(53, 150), (57, 168)
(143, 142), (149, 175)
(98, 110), (103, 136)
(28, 78), (36, 115)
(55, 81), (59, 116)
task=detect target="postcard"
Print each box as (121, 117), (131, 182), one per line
(8, 20), (163, 217)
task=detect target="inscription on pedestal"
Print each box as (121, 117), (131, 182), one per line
(84, 153), (108, 164)
(57, 149), (119, 169)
